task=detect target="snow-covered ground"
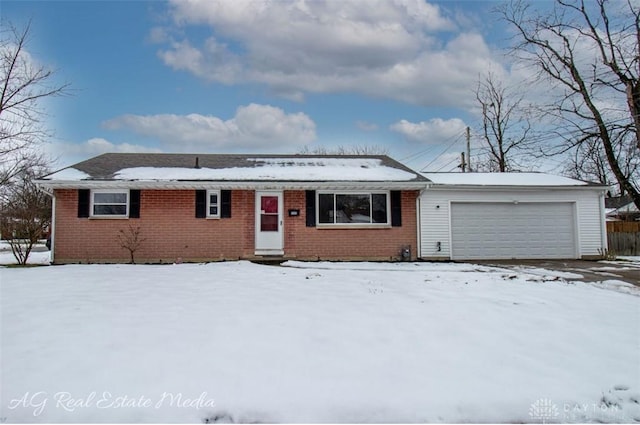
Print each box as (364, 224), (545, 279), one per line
(0, 241), (50, 266)
(1, 260), (638, 423)
(606, 256), (640, 266)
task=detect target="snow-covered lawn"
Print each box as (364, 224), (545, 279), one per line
(0, 241), (50, 266)
(1, 261), (638, 423)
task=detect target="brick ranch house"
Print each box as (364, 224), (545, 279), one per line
(36, 153), (427, 264)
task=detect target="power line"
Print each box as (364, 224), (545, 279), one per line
(434, 156), (460, 172)
(420, 133), (466, 171)
(465, 114), (638, 168)
(402, 113), (634, 173)
(400, 129), (468, 164)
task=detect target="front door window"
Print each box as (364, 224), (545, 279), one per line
(260, 196), (279, 232)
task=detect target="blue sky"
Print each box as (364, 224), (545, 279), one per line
(2, 0), (521, 171)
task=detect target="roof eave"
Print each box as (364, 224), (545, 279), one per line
(425, 183), (609, 190)
(35, 179), (428, 191)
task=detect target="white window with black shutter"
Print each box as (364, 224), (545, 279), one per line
(77, 189), (140, 219)
(308, 190), (402, 227)
(92, 190), (128, 217)
(196, 190), (232, 219)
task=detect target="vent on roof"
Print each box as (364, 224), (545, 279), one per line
(195, 157), (201, 169)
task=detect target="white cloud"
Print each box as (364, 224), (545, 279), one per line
(147, 26), (170, 44)
(390, 117), (467, 143)
(356, 121), (379, 132)
(158, 38), (243, 85)
(47, 138), (163, 167)
(102, 104), (317, 150)
(156, 0), (504, 107)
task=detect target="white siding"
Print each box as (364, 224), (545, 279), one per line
(419, 187), (606, 260)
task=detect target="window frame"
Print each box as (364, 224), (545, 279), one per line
(316, 190), (391, 227)
(90, 189), (129, 218)
(206, 189), (221, 219)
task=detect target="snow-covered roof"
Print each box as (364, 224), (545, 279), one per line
(46, 168), (92, 180)
(420, 172), (597, 187)
(607, 201), (639, 217)
(113, 161), (414, 181)
(616, 201), (638, 213)
(38, 153), (427, 189)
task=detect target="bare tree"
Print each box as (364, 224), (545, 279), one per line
(564, 138), (610, 184)
(501, 0), (640, 207)
(298, 144), (390, 155)
(1, 20), (68, 187)
(117, 225), (146, 264)
(0, 167), (51, 265)
(475, 72), (532, 172)
(564, 132), (639, 186)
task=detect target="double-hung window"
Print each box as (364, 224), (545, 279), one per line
(317, 192), (390, 226)
(207, 190), (221, 218)
(91, 190), (129, 217)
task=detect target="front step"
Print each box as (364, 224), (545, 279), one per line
(250, 256), (287, 266)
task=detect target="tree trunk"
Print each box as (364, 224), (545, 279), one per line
(627, 81), (640, 151)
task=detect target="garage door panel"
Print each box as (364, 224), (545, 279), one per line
(451, 202), (577, 260)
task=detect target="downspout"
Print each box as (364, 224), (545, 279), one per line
(415, 183), (431, 260)
(35, 182), (55, 264)
(50, 193), (56, 264)
(416, 194), (421, 259)
(599, 190), (608, 256)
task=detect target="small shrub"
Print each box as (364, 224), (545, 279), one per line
(598, 248), (617, 260)
(117, 225), (146, 264)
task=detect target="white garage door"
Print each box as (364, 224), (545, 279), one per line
(450, 202), (577, 260)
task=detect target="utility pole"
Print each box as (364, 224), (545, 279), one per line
(460, 152), (466, 172)
(466, 126), (471, 172)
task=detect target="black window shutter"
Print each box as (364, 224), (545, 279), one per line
(195, 190), (206, 218)
(390, 190), (402, 227)
(221, 190), (232, 218)
(77, 189), (90, 218)
(306, 190), (316, 227)
(129, 190), (141, 218)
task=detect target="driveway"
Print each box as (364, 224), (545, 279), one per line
(469, 259), (640, 286)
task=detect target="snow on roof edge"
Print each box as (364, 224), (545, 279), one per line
(114, 165), (418, 181)
(43, 163), (421, 183)
(43, 167), (92, 181)
(419, 172), (603, 187)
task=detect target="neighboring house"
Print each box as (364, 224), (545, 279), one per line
(605, 195), (639, 221)
(36, 154), (427, 264)
(417, 173), (608, 260)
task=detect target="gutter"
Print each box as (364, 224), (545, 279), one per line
(34, 179), (429, 191)
(423, 183), (609, 191)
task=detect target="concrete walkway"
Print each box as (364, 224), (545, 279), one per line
(470, 259), (640, 286)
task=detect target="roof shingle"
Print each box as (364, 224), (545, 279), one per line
(43, 153), (427, 183)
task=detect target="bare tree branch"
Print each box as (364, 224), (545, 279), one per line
(501, 0), (640, 208)
(0, 165), (51, 265)
(297, 144), (389, 156)
(475, 72), (532, 172)
(0, 19), (68, 187)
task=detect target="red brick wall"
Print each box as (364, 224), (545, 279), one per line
(53, 189), (418, 263)
(53, 189), (255, 263)
(284, 190), (418, 261)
